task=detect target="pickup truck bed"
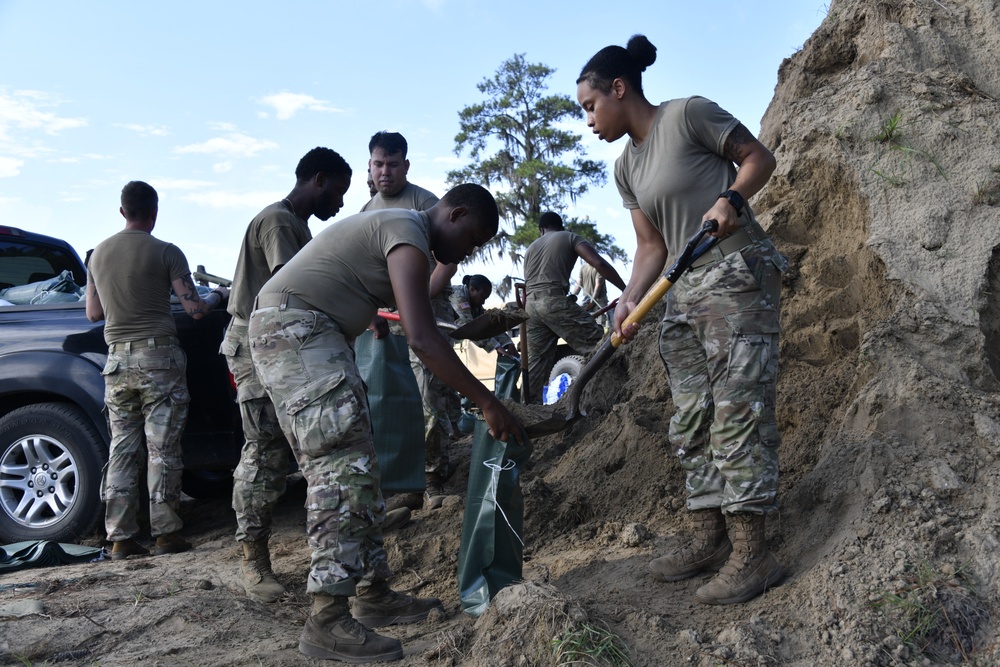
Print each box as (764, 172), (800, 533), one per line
(0, 226), (241, 544)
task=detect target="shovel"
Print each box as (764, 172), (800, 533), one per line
(377, 307), (528, 341)
(522, 219), (720, 438)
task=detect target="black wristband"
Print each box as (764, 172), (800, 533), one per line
(719, 189), (745, 216)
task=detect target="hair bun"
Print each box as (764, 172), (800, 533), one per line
(626, 34), (657, 71)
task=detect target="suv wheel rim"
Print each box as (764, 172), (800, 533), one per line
(0, 434), (79, 528)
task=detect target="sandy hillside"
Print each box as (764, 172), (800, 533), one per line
(3, 0), (1000, 665)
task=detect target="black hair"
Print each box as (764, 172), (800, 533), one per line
(120, 180), (158, 220)
(463, 274), (493, 293)
(440, 184), (499, 236)
(538, 211), (564, 231)
(577, 34), (657, 95)
(368, 131), (408, 158)
(295, 147), (352, 183)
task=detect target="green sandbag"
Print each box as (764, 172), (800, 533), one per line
(457, 417), (532, 616)
(494, 354), (521, 402)
(354, 331), (424, 494)
(0, 541), (104, 573)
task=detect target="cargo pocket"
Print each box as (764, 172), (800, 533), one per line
(724, 309), (780, 388)
(101, 358), (120, 376)
(219, 338), (240, 358)
(284, 369), (362, 458)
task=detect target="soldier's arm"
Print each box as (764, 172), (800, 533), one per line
(576, 241), (626, 291)
(388, 244), (523, 443)
(171, 274), (228, 320)
(85, 280), (104, 322)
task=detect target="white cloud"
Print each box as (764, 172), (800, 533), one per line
(174, 132), (278, 158)
(213, 162), (233, 174)
(258, 93), (342, 121)
(0, 89), (87, 142)
(0, 156), (24, 178)
(118, 123), (169, 137)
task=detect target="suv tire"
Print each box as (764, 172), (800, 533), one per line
(0, 403), (106, 543)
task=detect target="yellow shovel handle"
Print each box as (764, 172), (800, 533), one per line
(609, 276), (674, 348)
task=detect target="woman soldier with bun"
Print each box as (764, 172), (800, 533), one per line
(576, 34), (788, 605)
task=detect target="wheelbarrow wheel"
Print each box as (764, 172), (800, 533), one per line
(543, 355), (585, 405)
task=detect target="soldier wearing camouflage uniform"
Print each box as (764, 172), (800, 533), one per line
(86, 181), (228, 561)
(222, 148), (353, 603)
(522, 211), (625, 404)
(363, 131), (458, 511)
(578, 35), (788, 605)
(249, 183), (524, 663)
(447, 274), (519, 356)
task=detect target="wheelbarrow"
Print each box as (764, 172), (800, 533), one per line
(521, 219), (720, 438)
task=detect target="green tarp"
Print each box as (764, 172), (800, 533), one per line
(0, 541), (104, 574)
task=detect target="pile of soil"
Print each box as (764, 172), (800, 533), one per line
(2, 0), (1000, 664)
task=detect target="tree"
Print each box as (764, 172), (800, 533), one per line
(448, 54), (626, 283)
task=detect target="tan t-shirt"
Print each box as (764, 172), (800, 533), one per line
(258, 209), (433, 337)
(361, 182), (439, 212)
(523, 230), (588, 294)
(229, 202), (311, 321)
(579, 263), (607, 303)
(614, 96), (747, 258)
(87, 229), (190, 344)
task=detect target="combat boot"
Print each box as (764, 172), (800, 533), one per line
(386, 492), (423, 511)
(648, 508), (731, 581)
(110, 538), (149, 561)
(695, 513), (785, 605)
(240, 539), (286, 602)
(299, 593), (403, 662)
(381, 507), (412, 533)
(153, 532), (192, 556)
(424, 471), (448, 510)
(351, 580), (443, 629)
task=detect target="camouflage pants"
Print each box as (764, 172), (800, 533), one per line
(221, 321), (289, 543)
(101, 339), (189, 540)
(248, 306), (391, 596)
(409, 341), (454, 473)
(525, 292), (605, 403)
(659, 241), (785, 514)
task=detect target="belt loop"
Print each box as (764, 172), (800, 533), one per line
(280, 293), (288, 311)
(148, 337), (155, 350)
(124, 341), (132, 354)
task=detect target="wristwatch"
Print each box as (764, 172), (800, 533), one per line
(719, 189), (745, 216)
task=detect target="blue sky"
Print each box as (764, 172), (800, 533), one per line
(0, 1), (827, 297)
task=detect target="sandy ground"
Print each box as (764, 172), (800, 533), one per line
(4, 0), (1000, 665)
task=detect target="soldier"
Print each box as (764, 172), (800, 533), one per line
(248, 183), (522, 662)
(523, 211), (625, 403)
(86, 180), (228, 560)
(363, 131), (458, 510)
(222, 148), (361, 603)
(578, 34), (787, 604)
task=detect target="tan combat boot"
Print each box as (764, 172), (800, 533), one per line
(424, 471), (448, 510)
(648, 508), (732, 581)
(695, 513), (785, 605)
(381, 507), (412, 533)
(110, 538), (149, 561)
(351, 580), (443, 629)
(153, 532), (192, 556)
(240, 539), (286, 603)
(298, 593), (403, 662)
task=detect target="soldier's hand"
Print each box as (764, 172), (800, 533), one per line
(368, 315), (390, 339)
(481, 396), (525, 445)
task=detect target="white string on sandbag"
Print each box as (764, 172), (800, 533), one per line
(482, 455), (524, 546)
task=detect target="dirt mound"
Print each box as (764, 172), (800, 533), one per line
(2, 0), (1000, 665)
